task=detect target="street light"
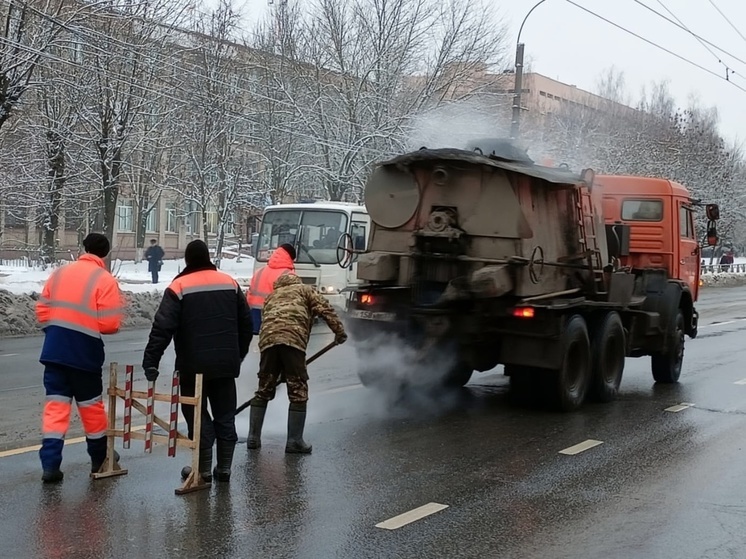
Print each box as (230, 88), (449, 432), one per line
(510, 0), (549, 139)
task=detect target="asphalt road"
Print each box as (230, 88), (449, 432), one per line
(2, 287), (746, 557)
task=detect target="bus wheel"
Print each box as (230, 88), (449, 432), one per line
(651, 309), (685, 383)
(590, 312), (626, 403)
(547, 314), (591, 412)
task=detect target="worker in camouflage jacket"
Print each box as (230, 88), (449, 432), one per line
(247, 273), (347, 454)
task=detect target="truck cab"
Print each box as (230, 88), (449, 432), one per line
(598, 175), (702, 316)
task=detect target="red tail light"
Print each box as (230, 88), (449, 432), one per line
(512, 307), (535, 319)
(360, 294), (374, 305)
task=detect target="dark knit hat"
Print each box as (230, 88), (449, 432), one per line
(184, 239), (212, 267)
(83, 233), (110, 258)
(279, 243), (296, 261)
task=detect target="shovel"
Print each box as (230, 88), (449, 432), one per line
(234, 340), (339, 416)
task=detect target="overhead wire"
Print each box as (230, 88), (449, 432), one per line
(648, 0), (738, 80)
(626, 0), (746, 68)
(707, 0), (746, 47)
(564, 0), (746, 95)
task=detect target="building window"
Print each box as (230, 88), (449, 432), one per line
(145, 208), (158, 233)
(117, 200), (134, 232)
(206, 208), (219, 235)
(165, 202), (177, 233)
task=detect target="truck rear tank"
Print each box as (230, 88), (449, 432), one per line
(340, 140), (718, 411)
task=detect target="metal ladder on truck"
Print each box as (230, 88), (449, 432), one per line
(574, 186), (607, 296)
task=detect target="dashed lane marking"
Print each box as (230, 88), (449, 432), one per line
(699, 318), (746, 329)
(0, 354), (19, 357)
(559, 439), (603, 455)
(734, 379), (746, 385)
(0, 425), (146, 459)
(375, 502), (449, 530)
(664, 403), (695, 413)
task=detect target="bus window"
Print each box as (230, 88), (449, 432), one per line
(257, 208), (350, 264)
(257, 210), (300, 260)
(351, 222), (367, 250)
(299, 211), (348, 264)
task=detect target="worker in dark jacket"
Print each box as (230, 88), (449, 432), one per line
(142, 240), (252, 483)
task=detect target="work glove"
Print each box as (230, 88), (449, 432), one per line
(144, 367), (159, 382)
(335, 332), (348, 345)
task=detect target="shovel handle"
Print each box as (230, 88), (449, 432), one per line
(234, 340), (339, 416)
(306, 341), (338, 365)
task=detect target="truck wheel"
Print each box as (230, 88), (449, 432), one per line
(548, 314), (591, 412)
(590, 312), (626, 403)
(651, 309), (685, 383)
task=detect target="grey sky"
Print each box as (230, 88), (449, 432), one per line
(237, 0), (746, 145)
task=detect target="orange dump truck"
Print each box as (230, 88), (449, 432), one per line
(339, 140), (720, 411)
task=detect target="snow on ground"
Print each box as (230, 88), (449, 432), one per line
(0, 256), (255, 295)
(0, 257), (256, 337)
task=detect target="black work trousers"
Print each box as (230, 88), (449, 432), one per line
(179, 373), (237, 449)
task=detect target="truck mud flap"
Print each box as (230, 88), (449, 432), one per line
(499, 335), (563, 370)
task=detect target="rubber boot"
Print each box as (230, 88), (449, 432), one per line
(212, 440), (236, 482)
(247, 401), (267, 450)
(285, 407), (312, 454)
(181, 447), (213, 483)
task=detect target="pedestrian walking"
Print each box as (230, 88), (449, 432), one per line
(247, 243), (296, 334)
(35, 233), (124, 483)
(144, 239), (165, 284)
(246, 273), (347, 454)
(142, 240), (253, 483)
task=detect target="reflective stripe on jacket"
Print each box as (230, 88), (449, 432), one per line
(142, 267), (253, 379)
(36, 253), (124, 373)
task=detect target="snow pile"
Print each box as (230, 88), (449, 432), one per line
(0, 257), (255, 337)
(701, 273), (746, 288)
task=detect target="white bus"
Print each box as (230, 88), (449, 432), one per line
(252, 201), (370, 311)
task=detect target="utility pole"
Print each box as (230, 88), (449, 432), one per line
(510, 42), (525, 140)
(510, 0), (549, 140)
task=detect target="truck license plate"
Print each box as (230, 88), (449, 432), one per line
(348, 309), (397, 322)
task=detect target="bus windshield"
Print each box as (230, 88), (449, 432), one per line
(256, 209), (349, 265)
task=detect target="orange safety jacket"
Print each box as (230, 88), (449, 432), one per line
(248, 247), (295, 333)
(36, 253), (124, 373)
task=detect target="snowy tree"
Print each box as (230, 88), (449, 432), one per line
(259, 0), (509, 201)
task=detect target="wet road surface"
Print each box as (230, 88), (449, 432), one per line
(3, 287), (746, 557)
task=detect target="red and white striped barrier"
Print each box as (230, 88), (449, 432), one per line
(92, 363), (208, 495)
(123, 365), (133, 449)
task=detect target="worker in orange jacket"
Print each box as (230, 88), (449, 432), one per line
(35, 233), (124, 483)
(247, 243), (296, 334)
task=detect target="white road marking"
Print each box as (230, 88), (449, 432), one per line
(0, 425), (146, 459)
(734, 379), (746, 385)
(664, 403), (695, 412)
(375, 502), (449, 530)
(0, 354), (19, 357)
(559, 439), (603, 455)
(317, 384), (363, 396)
(699, 318), (746, 330)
